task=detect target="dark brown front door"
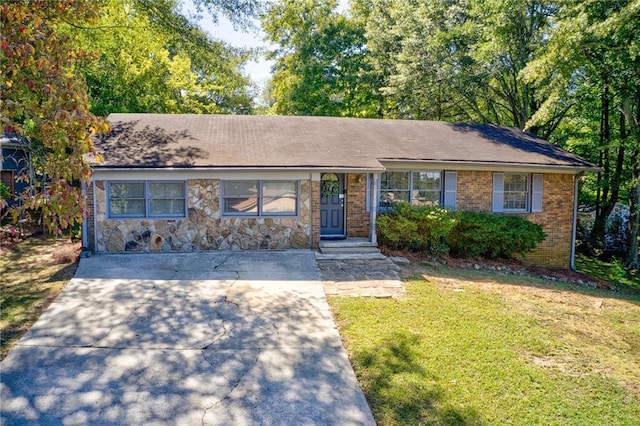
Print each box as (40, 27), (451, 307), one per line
(320, 173), (345, 237)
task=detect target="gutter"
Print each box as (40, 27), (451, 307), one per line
(378, 159), (600, 174)
(570, 174), (580, 271)
(91, 166), (386, 174)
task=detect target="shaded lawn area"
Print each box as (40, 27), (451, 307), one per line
(575, 254), (639, 294)
(0, 237), (80, 360)
(329, 264), (640, 425)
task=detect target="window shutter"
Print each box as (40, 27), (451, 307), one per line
(532, 174), (543, 212)
(444, 171), (457, 209)
(492, 173), (504, 212)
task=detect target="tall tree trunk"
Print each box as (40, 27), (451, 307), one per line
(590, 79), (613, 250)
(623, 89), (640, 268)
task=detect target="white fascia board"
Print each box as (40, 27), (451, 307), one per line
(379, 159), (599, 174)
(91, 166), (384, 181)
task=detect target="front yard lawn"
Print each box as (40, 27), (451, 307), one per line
(329, 264), (640, 425)
(0, 237), (80, 360)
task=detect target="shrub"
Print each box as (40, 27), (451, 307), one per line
(447, 211), (546, 259)
(376, 203), (457, 255)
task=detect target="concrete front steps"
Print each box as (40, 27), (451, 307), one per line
(316, 238), (385, 260)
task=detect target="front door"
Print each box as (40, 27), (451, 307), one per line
(320, 173), (345, 238)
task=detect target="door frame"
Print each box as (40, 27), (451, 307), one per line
(320, 172), (346, 239)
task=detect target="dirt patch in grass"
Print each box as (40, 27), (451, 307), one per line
(0, 237), (80, 360)
(383, 247), (621, 291)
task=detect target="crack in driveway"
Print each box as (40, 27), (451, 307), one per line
(200, 348), (261, 426)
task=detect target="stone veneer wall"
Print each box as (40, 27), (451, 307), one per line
(94, 179), (312, 252)
(346, 173), (370, 238)
(456, 171), (575, 268)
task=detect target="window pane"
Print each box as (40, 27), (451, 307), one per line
(224, 197), (258, 213)
(111, 199), (144, 216)
(109, 182), (145, 216)
(380, 190), (410, 207)
(150, 199), (185, 216)
(503, 174), (528, 211)
(263, 197), (296, 213)
(262, 181), (296, 214)
(413, 190), (440, 205)
(380, 172), (410, 208)
(412, 172), (440, 191)
(262, 181), (296, 197)
(412, 171), (440, 205)
(110, 182), (144, 198)
(381, 172), (409, 190)
(150, 182), (184, 198)
(224, 181), (258, 198)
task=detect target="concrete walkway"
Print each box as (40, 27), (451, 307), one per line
(1, 251), (375, 425)
(318, 257), (406, 298)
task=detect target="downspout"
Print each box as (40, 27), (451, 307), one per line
(570, 174), (580, 271)
(369, 173), (378, 244)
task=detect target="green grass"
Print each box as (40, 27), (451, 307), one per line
(330, 266), (640, 425)
(575, 254), (639, 294)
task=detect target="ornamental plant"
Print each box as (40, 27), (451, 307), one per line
(377, 202), (457, 255)
(446, 211), (546, 259)
(1, 1), (109, 234)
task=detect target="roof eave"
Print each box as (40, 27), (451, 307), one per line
(91, 165), (386, 173)
(378, 159), (600, 174)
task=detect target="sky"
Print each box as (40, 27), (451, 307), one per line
(180, 1), (274, 91)
(202, 16), (274, 88)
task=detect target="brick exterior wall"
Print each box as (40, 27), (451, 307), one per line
(526, 174), (575, 268)
(456, 171), (494, 212)
(456, 171), (575, 268)
(346, 173), (370, 238)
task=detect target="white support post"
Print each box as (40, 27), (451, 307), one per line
(369, 173), (378, 244)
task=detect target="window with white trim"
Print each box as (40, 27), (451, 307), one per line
(222, 180), (297, 216)
(492, 173), (543, 213)
(108, 181), (186, 218)
(380, 170), (456, 209)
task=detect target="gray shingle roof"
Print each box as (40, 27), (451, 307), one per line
(93, 113), (596, 172)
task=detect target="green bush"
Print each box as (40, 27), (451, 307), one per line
(376, 203), (457, 255)
(447, 211), (546, 259)
(0, 181), (10, 201)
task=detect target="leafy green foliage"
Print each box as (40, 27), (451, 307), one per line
(262, 0), (381, 117)
(447, 211), (546, 259)
(0, 182), (10, 204)
(0, 0), (108, 234)
(377, 203), (457, 255)
(69, 0), (253, 116)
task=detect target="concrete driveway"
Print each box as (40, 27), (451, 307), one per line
(1, 251), (375, 425)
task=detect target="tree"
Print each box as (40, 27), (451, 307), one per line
(0, 0), (109, 234)
(68, 0), (254, 116)
(522, 0), (640, 266)
(262, 0), (380, 117)
(361, 0), (559, 134)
